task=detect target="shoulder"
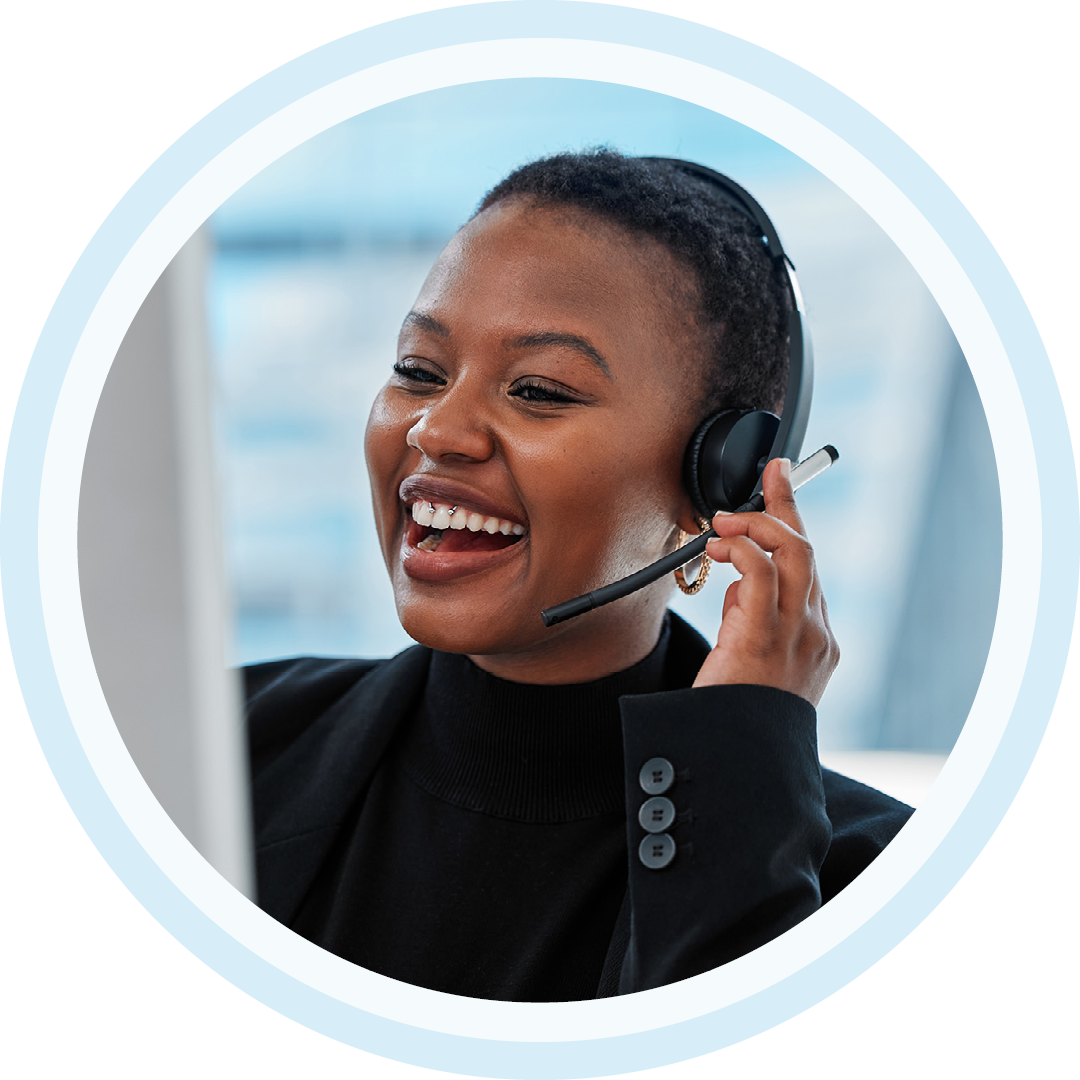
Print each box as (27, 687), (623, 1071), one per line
(242, 648), (431, 920)
(244, 645), (431, 849)
(244, 656), (386, 762)
(820, 768), (914, 902)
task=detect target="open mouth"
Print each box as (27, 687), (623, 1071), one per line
(406, 499), (527, 556)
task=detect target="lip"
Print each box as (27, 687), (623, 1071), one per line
(397, 474), (529, 585)
(398, 475), (528, 528)
(401, 527), (529, 584)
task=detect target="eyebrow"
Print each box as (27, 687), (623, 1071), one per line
(401, 311), (451, 336)
(505, 331), (612, 379)
(402, 314), (612, 380)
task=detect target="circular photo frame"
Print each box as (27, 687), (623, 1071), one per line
(33, 23), (1036, 1062)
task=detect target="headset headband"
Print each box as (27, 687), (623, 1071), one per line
(642, 157), (814, 471)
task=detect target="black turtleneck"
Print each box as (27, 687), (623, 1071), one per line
(290, 621), (671, 1002)
(246, 613), (914, 998)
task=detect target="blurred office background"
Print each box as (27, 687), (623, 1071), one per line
(83, 79), (1002, 835)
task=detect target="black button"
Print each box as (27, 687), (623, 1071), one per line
(638, 796), (676, 833)
(639, 757), (674, 795)
(638, 832), (676, 869)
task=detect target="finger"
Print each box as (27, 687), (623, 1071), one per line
(705, 535), (778, 623)
(761, 457), (807, 537)
(722, 578), (739, 621)
(818, 588), (834, 635)
(710, 506), (801, 549)
(710, 508), (815, 610)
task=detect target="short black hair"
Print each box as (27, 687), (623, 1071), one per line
(475, 148), (792, 417)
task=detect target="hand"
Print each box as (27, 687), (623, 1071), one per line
(692, 458), (839, 706)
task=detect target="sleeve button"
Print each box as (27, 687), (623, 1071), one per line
(638, 757), (675, 795)
(638, 832), (676, 869)
(638, 796), (676, 833)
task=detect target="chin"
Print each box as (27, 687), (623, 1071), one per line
(395, 592), (541, 658)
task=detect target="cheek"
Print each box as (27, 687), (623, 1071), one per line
(365, 391), (406, 475)
(364, 391), (412, 531)
(513, 420), (683, 566)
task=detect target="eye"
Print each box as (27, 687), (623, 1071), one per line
(392, 359), (445, 388)
(509, 378), (582, 406)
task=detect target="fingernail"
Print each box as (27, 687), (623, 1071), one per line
(712, 510), (732, 520)
(779, 458), (792, 481)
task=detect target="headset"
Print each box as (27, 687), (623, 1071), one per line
(541, 157), (824, 628)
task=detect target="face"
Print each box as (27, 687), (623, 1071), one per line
(364, 199), (705, 681)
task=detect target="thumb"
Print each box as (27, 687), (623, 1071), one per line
(762, 457), (806, 536)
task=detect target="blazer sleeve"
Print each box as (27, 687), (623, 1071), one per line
(617, 684), (832, 992)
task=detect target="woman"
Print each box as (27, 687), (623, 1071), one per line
(244, 150), (912, 1001)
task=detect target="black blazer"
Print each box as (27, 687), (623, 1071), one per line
(244, 613), (913, 995)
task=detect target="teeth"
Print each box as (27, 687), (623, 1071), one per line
(410, 500), (525, 539)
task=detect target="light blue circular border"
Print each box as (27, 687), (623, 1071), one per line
(4, 6), (1041, 1071)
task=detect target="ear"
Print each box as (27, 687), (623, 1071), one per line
(674, 493), (706, 538)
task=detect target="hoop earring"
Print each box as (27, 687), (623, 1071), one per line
(673, 518), (711, 595)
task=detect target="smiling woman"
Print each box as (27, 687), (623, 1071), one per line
(244, 150), (911, 1001)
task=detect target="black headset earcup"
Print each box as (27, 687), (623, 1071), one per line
(683, 409), (782, 517)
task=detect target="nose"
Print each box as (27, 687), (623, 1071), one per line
(405, 384), (497, 464)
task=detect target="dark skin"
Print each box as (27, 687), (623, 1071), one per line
(364, 197), (838, 700)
